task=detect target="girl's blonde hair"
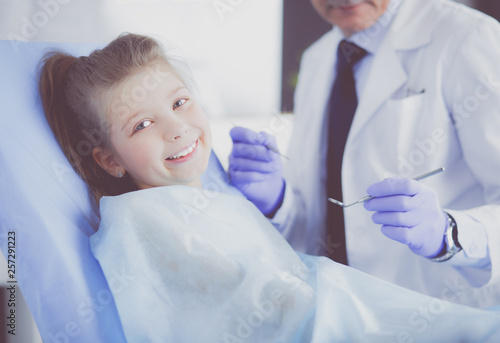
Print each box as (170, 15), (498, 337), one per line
(38, 33), (180, 204)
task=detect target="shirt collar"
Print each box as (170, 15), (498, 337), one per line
(345, 0), (404, 55)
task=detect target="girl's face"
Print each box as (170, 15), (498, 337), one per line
(97, 62), (212, 189)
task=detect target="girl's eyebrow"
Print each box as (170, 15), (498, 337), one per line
(121, 112), (142, 132)
(120, 86), (188, 132)
(170, 85), (187, 96)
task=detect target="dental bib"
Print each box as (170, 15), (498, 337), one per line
(90, 186), (500, 342)
(91, 186), (316, 342)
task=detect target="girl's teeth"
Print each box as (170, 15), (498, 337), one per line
(167, 141), (197, 160)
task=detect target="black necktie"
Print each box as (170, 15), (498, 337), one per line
(326, 40), (367, 265)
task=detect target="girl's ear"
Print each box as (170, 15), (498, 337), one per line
(92, 147), (125, 178)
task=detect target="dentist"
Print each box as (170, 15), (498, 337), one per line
(229, 0), (500, 308)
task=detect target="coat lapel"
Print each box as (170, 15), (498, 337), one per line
(347, 0), (434, 144)
(347, 34), (407, 142)
(299, 28), (343, 164)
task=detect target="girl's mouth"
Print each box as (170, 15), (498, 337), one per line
(166, 139), (199, 163)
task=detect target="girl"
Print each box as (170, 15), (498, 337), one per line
(39, 33), (212, 202)
(38, 33), (500, 342)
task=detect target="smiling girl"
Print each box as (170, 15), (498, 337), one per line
(39, 33), (212, 202)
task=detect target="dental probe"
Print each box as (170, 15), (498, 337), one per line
(265, 144), (290, 160)
(328, 167), (445, 208)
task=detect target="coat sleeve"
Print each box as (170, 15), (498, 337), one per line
(442, 15), (500, 287)
(270, 30), (336, 254)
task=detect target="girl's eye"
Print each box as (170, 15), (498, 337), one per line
(134, 119), (152, 133)
(173, 98), (187, 109)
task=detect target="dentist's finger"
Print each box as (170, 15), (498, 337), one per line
(231, 142), (276, 161)
(364, 192), (426, 212)
(228, 156), (279, 173)
(228, 169), (270, 183)
(371, 210), (422, 228)
(366, 177), (421, 197)
(380, 225), (413, 246)
(230, 127), (266, 145)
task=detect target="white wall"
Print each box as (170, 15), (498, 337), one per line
(0, 0), (284, 119)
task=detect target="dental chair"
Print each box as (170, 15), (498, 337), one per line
(0, 39), (235, 342)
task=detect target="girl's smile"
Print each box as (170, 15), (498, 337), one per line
(165, 139), (199, 163)
(94, 62), (212, 189)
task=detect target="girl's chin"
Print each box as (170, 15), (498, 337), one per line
(172, 165), (207, 187)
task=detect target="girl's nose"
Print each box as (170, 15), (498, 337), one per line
(164, 118), (188, 142)
(171, 130), (186, 141)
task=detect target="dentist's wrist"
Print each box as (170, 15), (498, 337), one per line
(429, 213), (462, 262)
(264, 179), (286, 218)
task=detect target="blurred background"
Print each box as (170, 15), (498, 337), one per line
(0, 0), (499, 341)
(1, 0), (497, 116)
(0, 0), (498, 165)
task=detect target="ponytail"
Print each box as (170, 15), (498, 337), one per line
(38, 51), (138, 205)
(38, 52), (84, 177)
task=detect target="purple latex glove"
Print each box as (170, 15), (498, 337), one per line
(363, 177), (448, 257)
(228, 127), (285, 217)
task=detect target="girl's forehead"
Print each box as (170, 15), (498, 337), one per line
(102, 62), (187, 128)
(122, 62), (183, 92)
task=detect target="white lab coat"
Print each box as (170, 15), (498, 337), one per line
(273, 0), (500, 308)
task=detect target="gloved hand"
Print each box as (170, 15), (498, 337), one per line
(228, 127), (285, 217)
(363, 177), (448, 258)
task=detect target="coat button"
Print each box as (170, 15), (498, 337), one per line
(469, 245), (478, 255)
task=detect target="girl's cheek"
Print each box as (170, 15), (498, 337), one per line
(127, 144), (151, 163)
(112, 139), (142, 165)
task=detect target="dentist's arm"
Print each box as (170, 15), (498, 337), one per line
(228, 127), (285, 217)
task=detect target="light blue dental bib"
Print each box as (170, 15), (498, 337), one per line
(90, 186), (500, 342)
